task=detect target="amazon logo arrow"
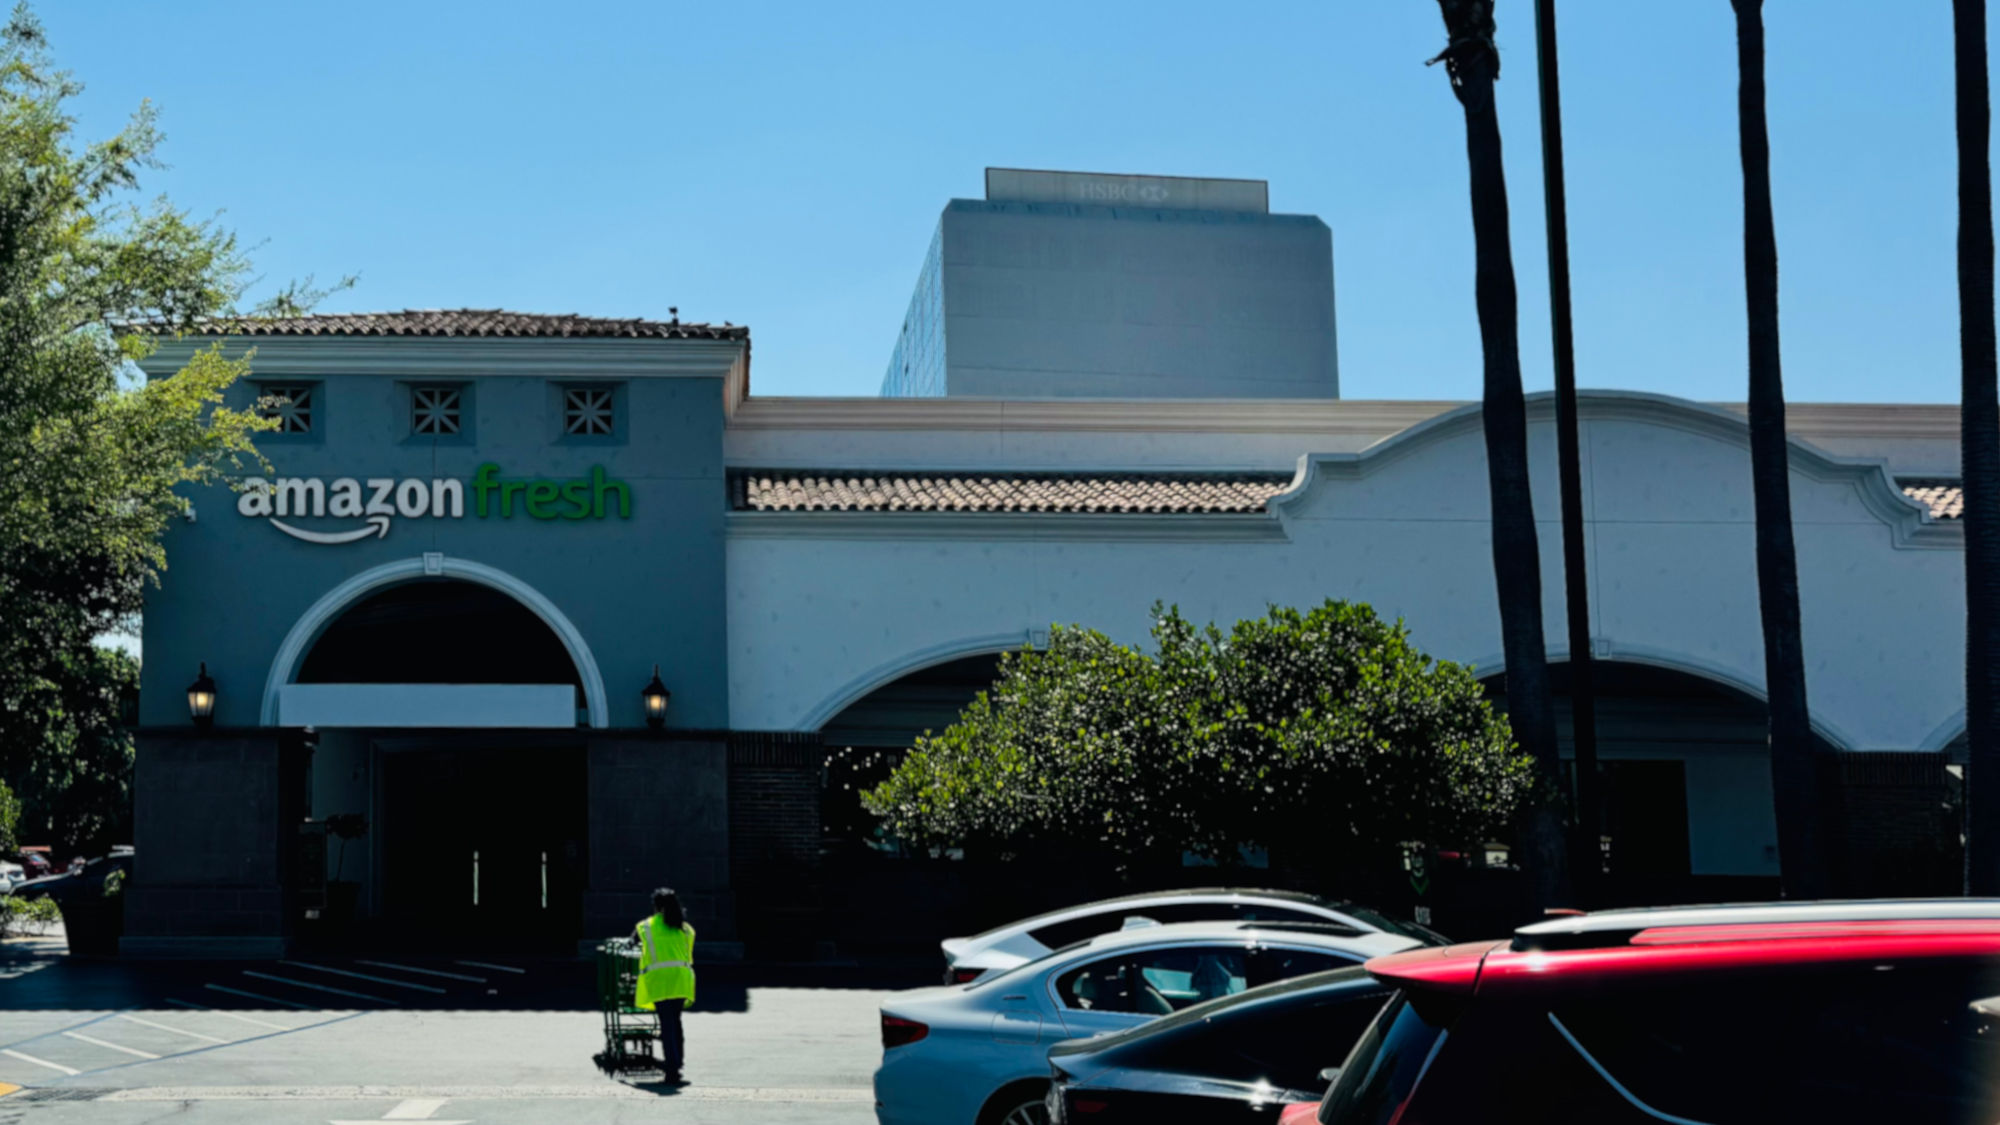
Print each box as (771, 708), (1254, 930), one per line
(269, 514), (392, 544)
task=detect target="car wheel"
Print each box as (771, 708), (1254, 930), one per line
(996, 1100), (1047, 1125)
(978, 1082), (1051, 1125)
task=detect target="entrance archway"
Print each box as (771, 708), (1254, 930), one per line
(261, 555), (608, 728)
(1482, 661), (1840, 906)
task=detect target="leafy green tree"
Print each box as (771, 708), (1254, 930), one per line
(0, 5), (338, 849)
(865, 601), (1534, 878)
(1, 645), (135, 853)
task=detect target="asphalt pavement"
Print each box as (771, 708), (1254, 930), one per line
(0, 932), (927, 1124)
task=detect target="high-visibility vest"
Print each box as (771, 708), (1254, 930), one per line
(634, 915), (696, 1010)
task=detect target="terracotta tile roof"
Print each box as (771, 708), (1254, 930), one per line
(1903, 479), (1964, 519)
(146, 308), (747, 340)
(731, 471), (1296, 514)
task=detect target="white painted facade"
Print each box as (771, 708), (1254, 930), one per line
(721, 391), (1965, 754)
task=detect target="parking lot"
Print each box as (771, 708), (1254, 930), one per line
(0, 933), (917, 1124)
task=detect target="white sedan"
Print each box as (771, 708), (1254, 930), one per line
(939, 887), (1441, 983)
(874, 920), (1421, 1125)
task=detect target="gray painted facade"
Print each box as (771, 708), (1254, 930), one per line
(881, 171), (1340, 399)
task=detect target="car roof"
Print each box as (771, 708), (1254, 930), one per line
(1064, 919), (1412, 955)
(961, 888), (1345, 942)
(1366, 900), (2000, 995)
(1512, 898), (2000, 950)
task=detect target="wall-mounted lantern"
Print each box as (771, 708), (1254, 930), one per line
(187, 663), (217, 728)
(641, 665), (671, 729)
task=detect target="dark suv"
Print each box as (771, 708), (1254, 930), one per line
(1311, 901), (2000, 1125)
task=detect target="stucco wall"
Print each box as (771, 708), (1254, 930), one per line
(724, 394), (1965, 753)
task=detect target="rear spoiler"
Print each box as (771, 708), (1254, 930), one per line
(1363, 939), (1506, 995)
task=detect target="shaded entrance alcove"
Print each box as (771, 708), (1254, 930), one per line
(298, 579), (584, 695)
(295, 579), (590, 952)
(1484, 661), (1843, 907)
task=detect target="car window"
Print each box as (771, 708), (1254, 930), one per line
(1249, 945), (1363, 987)
(1550, 961), (2000, 1125)
(1056, 945), (1249, 1015)
(1132, 987), (1393, 1093)
(1319, 990), (1460, 1125)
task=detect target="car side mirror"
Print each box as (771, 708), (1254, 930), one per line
(1319, 1066), (1342, 1083)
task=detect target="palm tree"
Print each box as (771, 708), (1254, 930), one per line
(1429, 0), (1571, 910)
(1730, 0), (1826, 899)
(1955, 0), (2000, 896)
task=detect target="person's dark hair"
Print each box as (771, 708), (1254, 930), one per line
(651, 886), (684, 927)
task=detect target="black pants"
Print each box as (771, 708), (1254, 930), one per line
(657, 1003), (684, 1073)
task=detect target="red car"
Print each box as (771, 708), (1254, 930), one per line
(1300, 900), (2000, 1125)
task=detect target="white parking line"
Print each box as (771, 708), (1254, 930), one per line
(1, 1047), (79, 1075)
(118, 1014), (229, 1044)
(278, 961), (447, 994)
(454, 960), (526, 974)
(62, 1030), (160, 1059)
(200, 984), (313, 1011)
(355, 960), (486, 983)
(242, 970), (398, 1006)
(165, 998), (301, 1029)
(384, 1098), (453, 1119)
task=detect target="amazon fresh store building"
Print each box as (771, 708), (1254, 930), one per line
(126, 179), (1984, 957)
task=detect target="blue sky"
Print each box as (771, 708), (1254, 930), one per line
(53, 2), (1986, 403)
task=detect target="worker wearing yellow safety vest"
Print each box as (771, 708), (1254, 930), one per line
(634, 886), (696, 1080)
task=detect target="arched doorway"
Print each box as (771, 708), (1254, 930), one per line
(293, 578), (590, 951)
(1484, 661), (1839, 907)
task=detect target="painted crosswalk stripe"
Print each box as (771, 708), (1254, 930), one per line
(355, 960), (486, 983)
(454, 960), (526, 974)
(279, 961), (447, 994)
(117, 1014), (229, 1044)
(62, 1030), (159, 1059)
(1, 1047), (79, 1076)
(167, 997), (301, 1029)
(242, 971), (398, 1006)
(201, 984), (314, 1011)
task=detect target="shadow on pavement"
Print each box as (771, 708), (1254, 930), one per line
(0, 937), (935, 1013)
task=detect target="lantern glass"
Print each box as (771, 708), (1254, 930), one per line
(641, 665), (670, 728)
(187, 663), (217, 726)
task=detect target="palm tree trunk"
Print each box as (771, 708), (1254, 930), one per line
(1731, 0), (1826, 899)
(1956, 0), (2000, 896)
(1430, 0), (1572, 911)
(1532, 0), (1603, 905)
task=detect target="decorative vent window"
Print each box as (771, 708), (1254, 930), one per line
(412, 386), (463, 435)
(257, 384), (314, 434)
(562, 386), (615, 436)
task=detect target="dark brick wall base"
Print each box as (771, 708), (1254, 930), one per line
(583, 735), (734, 942)
(729, 733), (823, 958)
(123, 731), (293, 953)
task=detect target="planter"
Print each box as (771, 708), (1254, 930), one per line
(55, 895), (124, 958)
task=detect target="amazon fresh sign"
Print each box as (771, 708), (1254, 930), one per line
(237, 464), (631, 544)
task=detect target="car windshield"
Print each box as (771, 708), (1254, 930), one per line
(1318, 990), (1458, 1125)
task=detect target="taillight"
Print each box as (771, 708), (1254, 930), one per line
(1072, 1098), (1110, 1115)
(881, 1014), (929, 1048)
(950, 967), (982, 984)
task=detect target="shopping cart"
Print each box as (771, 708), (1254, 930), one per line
(591, 936), (661, 1073)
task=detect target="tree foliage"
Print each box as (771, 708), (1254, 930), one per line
(865, 601), (1534, 875)
(0, 5), (338, 848)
